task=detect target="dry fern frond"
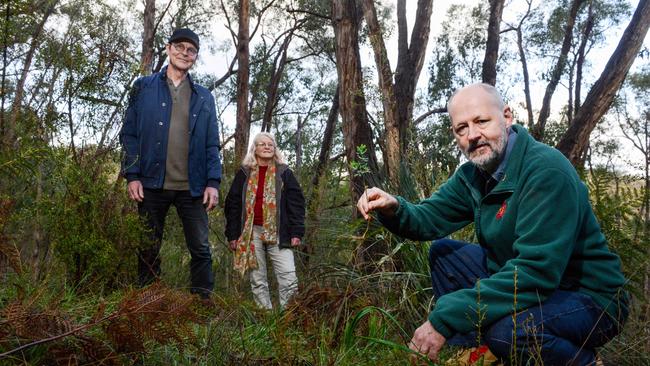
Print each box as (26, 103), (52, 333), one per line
(104, 283), (201, 353)
(1, 301), (73, 340)
(47, 346), (79, 366)
(283, 282), (372, 346)
(76, 336), (118, 364)
(0, 283), (205, 360)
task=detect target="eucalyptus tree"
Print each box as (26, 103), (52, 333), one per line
(361, 0), (432, 188)
(1, 0), (59, 149)
(526, 0), (633, 141)
(0, 0), (139, 278)
(1, 0), (135, 156)
(557, 0), (650, 166)
(426, 3), (490, 101)
(529, 0), (585, 140)
(500, 0), (535, 127)
(234, 0), (250, 165)
(331, 0), (380, 204)
(220, 0), (331, 166)
(140, 0), (155, 75)
(482, 0), (505, 86)
(289, 0), (339, 194)
(421, 3), (491, 191)
(148, 0), (219, 73)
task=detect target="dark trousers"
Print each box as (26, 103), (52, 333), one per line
(429, 239), (627, 366)
(138, 188), (214, 297)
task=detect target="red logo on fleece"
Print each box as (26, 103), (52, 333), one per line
(496, 201), (507, 220)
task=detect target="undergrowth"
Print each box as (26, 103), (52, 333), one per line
(0, 148), (648, 365)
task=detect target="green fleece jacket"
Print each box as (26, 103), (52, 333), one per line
(379, 125), (627, 339)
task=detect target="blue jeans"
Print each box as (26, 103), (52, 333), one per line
(429, 239), (627, 366)
(138, 189), (214, 297)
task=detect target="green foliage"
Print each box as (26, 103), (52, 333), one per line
(427, 2), (488, 102)
(427, 34), (458, 108)
(629, 64), (650, 97)
(526, 0), (631, 80)
(38, 150), (144, 288)
(539, 120), (568, 147)
(586, 167), (647, 290)
(410, 115), (458, 198)
(1, 0), (649, 363)
(350, 144), (371, 177)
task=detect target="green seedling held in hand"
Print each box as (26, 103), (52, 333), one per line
(351, 144), (372, 240)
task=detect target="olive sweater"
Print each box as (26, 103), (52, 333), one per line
(379, 125), (628, 338)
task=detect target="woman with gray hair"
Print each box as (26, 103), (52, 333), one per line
(224, 132), (305, 309)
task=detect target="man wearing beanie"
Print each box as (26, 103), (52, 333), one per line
(120, 28), (221, 299)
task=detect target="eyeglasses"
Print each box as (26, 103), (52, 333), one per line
(172, 42), (198, 57)
(255, 142), (275, 148)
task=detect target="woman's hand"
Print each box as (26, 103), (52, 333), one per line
(291, 237), (301, 247)
(229, 240), (238, 251)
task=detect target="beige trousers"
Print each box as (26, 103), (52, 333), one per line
(250, 225), (298, 309)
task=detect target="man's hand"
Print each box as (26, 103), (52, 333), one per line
(203, 187), (219, 211)
(409, 320), (446, 362)
(127, 180), (144, 202)
(356, 187), (399, 220)
(290, 237), (301, 247)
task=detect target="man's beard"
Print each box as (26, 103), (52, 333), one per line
(462, 125), (508, 173)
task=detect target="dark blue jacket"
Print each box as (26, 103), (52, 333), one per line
(119, 67), (221, 196)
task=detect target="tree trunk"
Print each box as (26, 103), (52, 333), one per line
(6, 0), (57, 148)
(481, 0), (505, 86)
(531, 0), (584, 141)
(557, 0), (650, 166)
(303, 86), (339, 267)
(516, 28), (534, 128)
(331, 0), (380, 204)
(394, 0), (432, 155)
(0, 0), (10, 144)
(140, 0), (155, 75)
(234, 0), (251, 165)
(573, 0), (595, 119)
(294, 115), (303, 173)
(362, 0), (432, 189)
(502, 1), (534, 128)
(361, 0), (399, 187)
(567, 60), (575, 124)
(640, 112), (650, 242)
(261, 32), (293, 132)
(311, 85), (339, 192)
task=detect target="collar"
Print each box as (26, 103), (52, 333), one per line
(491, 127), (518, 181)
(160, 65), (197, 93)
